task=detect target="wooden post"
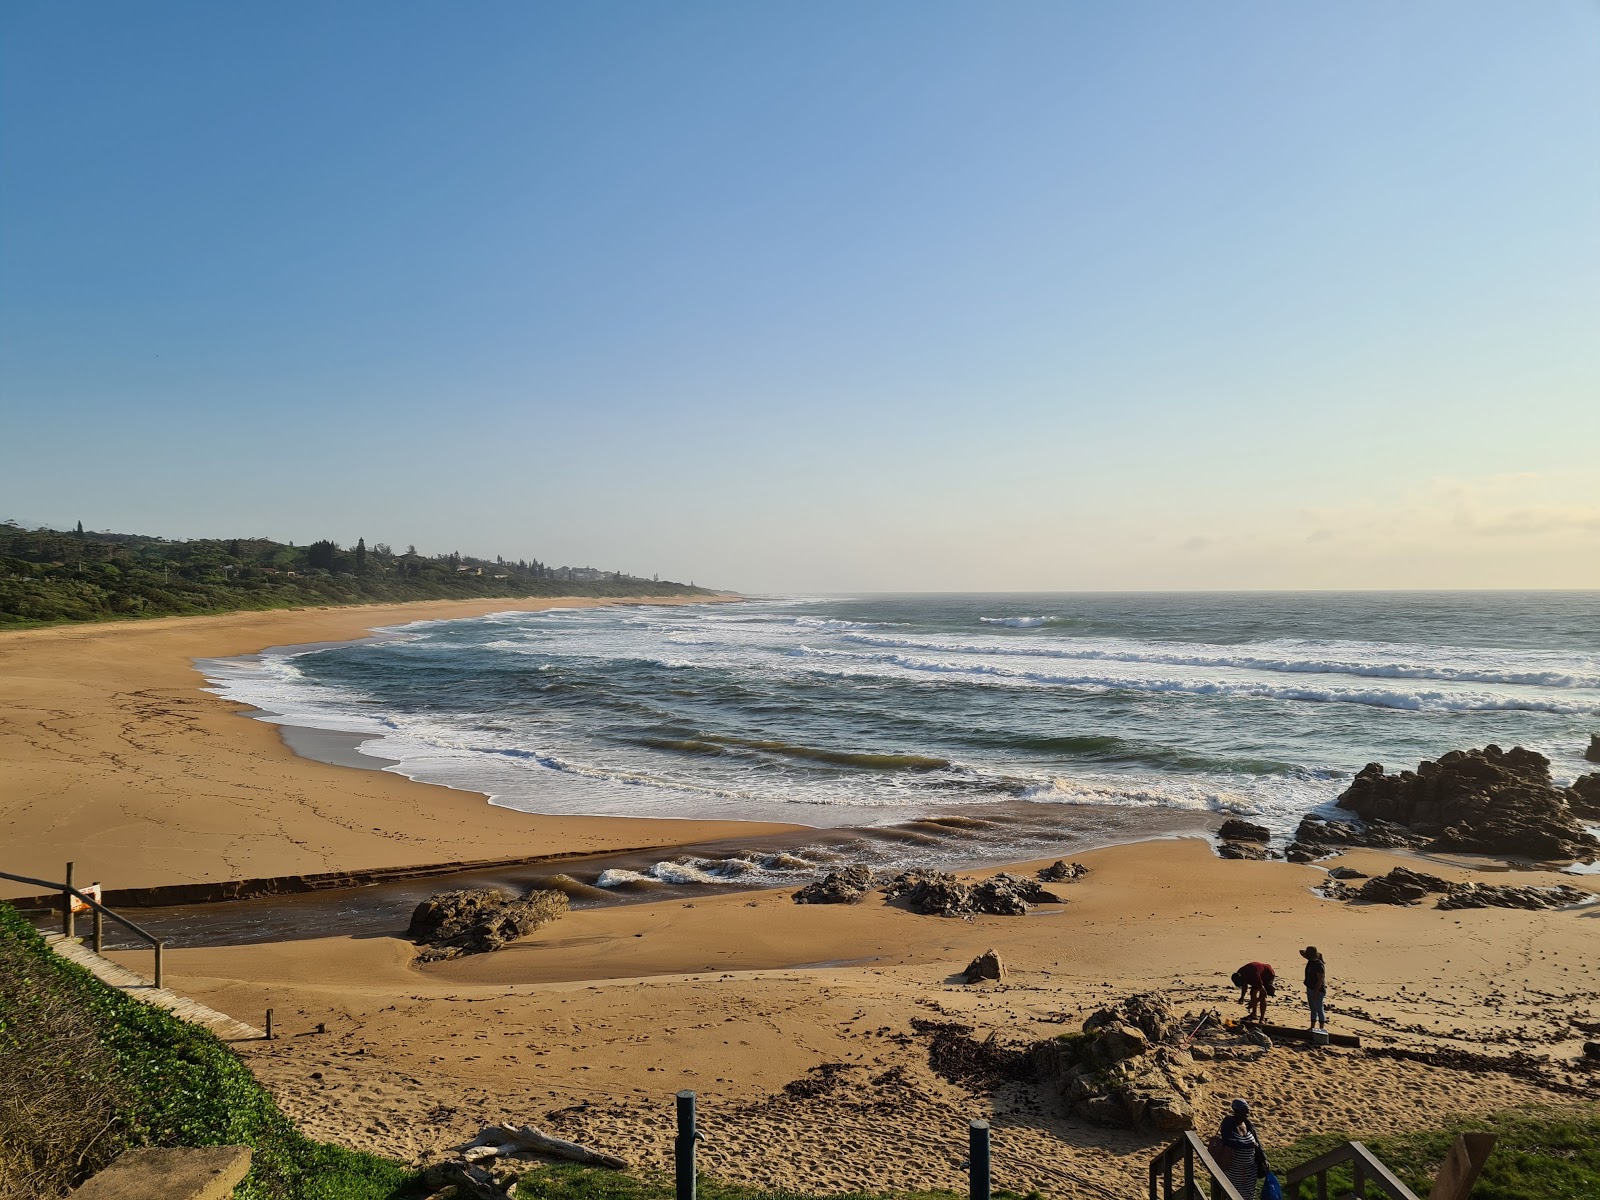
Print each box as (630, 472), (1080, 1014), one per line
(154, 941), (163, 990)
(93, 907), (103, 954)
(968, 1120), (991, 1200)
(1426, 1134), (1495, 1200)
(265, 1009), (274, 1041)
(63, 861), (75, 939)
(675, 1090), (698, 1200)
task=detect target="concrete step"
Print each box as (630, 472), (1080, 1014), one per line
(44, 933), (264, 1042)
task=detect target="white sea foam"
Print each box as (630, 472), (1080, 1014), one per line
(979, 615), (1057, 628)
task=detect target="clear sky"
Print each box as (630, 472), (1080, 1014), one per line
(3, 2), (1597, 591)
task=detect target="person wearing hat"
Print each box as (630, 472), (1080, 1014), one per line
(1301, 946), (1327, 1032)
(1217, 1098), (1264, 1197)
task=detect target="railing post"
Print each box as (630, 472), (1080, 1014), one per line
(63, 861), (75, 939)
(1352, 1160), (1366, 1198)
(968, 1120), (991, 1200)
(265, 1009), (274, 1040)
(93, 907), (103, 954)
(675, 1090), (697, 1200)
(154, 941), (163, 990)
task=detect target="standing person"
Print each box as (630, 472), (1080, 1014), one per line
(1218, 1098), (1264, 1197)
(1301, 946), (1327, 1032)
(1230, 961), (1276, 1023)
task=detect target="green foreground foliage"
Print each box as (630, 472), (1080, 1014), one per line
(0, 523), (714, 627)
(1267, 1106), (1600, 1200)
(0, 901), (414, 1199)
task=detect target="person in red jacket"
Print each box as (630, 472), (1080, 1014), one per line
(1231, 961), (1276, 1022)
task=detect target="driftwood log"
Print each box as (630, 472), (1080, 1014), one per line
(452, 1124), (629, 1170)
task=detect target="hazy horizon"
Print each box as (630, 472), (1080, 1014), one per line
(4, 3), (1597, 592)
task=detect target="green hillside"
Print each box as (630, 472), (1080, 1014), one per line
(0, 523), (716, 628)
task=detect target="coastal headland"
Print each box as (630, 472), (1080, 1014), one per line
(0, 595), (798, 896)
(4, 599), (1597, 1196)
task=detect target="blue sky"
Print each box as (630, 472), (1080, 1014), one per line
(3, 2), (1597, 590)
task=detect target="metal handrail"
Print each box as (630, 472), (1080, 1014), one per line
(0, 866), (165, 988)
(1285, 1140), (1421, 1200)
(1149, 1132), (1248, 1200)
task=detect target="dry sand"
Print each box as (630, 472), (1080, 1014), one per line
(0, 596), (799, 894)
(155, 840), (1600, 1195)
(7, 602), (1597, 1194)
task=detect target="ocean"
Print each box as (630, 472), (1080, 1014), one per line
(202, 592), (1600, 890)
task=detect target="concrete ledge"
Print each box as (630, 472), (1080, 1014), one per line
(73, 1146), (251, 1200)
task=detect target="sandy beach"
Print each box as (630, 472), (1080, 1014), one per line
(153, 839), (1599, 1195)
(5, 600), (1597, 1195)
(0, 596), (799, 896)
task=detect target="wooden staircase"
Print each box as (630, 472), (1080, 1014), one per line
(1149, 1130), (1495, 1200)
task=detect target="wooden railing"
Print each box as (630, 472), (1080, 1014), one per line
(1149, 1132), (1248, 1200)
(1, 864), (166, 988)
(1284, 1141), (1419, 1200)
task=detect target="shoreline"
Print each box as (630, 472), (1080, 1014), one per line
(0, 593), (806, 898)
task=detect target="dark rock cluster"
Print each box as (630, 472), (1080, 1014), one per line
(1331, 867), (1591, 912)
(1038, 860), (1089, 883)
(1435, 883), (1591, 911)
(1587, 734), (1600, 764)
(1029, 993), (1203, 1132)
(791, 865), (874, 905)
(1217, 818), (1270, 842)
(1352, 867), (1462, 905)
(1286, 814), (1422, 863)
(883, 869), (1062, 917)
(407, 886), (568, 962)
(1332, 745), (1599, 862)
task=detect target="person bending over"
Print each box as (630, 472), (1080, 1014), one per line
(1231, 961), (1276, 1023)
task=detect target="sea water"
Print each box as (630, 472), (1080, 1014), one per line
(201, 592), (1600, 885)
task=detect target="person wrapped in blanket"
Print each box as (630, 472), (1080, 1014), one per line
(1219, 1098), (1266, 1197)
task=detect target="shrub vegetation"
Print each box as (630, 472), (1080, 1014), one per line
(0, 523), (715, 628)
(0, 901), (414, 1199)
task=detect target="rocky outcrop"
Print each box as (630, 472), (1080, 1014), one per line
(1286, 814), (1422, 862)
(1435, 883), (1591, 911)
(1030, 994), (1202, 1132)
(1334, 746), (1599, 862)
(962, 949), (1005, 983)
(1217, 842), (1273, 861)
(792, 865), (874, 904)
(1038, 860), (1089, 883)
(1217, 818), (1270, 842)
(408, 887), (568, 962)
(1586, 735), (1600, 764)
(1354, 867), (1462, 906)
(1569, 774), (1600, 821)
(882, 869), (1061, 917)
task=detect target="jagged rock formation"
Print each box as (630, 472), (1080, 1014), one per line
(1286, 814), (1422, 862)
(1586, 735), (1600, 764)
(962, 949), (1005, 983)
(1333, 745), (1599, 861)
(1217, 818), (1270, 842)
(1038, 860), (1089, 883)
(1436, 883), (1591, 911)
(408, 887), (568, 962)
(882, 869), (1061, 917)
(1217, 842), (1274, 861)
(1570, 773), (1600, 821)
(1029, 994), (1203, 1132)
(1354, 868), (1463, 906)
(792, 865), (874, 904)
